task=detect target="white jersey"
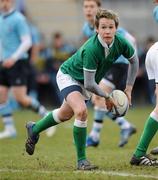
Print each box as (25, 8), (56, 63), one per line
(145, 42), (158, 83)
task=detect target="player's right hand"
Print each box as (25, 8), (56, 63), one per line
(2, 58), (16, 69)
(105, 96), (116, 112)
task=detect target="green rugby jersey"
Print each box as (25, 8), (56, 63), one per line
(60, 33), (134, 84)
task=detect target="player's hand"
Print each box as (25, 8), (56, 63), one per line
(153, 0), (158, 3)
(2, 58), (16, 68)
(124, 86), (132, 105)
(105, 96), (116, 112)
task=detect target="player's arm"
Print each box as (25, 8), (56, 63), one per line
(84, 69), (115, 110)
(2, 35), (32, 68)
(2, 15), (32, 68)
(125, 53), (139, 104)
(12, 15), (32, 61)
(11, 34), (32, 61)
(84, 69), (109, 98)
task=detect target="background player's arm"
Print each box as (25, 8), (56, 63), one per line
(12, 34), (32, 61)
(2, 35), (32, 68)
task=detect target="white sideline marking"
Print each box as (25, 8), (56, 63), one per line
(0, 169), (158, 179)
(80, 171), (158, 179)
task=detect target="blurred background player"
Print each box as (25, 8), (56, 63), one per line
(82, 0), (137, 148)
(0, 0), (48, 139)
(130, 0), (158, 166)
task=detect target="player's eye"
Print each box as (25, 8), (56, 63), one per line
(109, 26), (114, 29)
(101, 26), (107, 29)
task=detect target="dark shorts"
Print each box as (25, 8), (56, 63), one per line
(27, 63), (37, 91)
(0, 60), (30, 87)
(104, 63), (129, 90)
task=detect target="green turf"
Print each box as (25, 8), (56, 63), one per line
(0, 106), (158, 179)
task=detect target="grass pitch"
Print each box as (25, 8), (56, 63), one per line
(0, 106), (158, 180)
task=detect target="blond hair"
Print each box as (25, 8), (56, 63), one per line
(95, 9), (119, 28)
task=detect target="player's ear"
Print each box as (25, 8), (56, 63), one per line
(96, 29), (99, 33)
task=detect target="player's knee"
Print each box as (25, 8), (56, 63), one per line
(57, 108), (74, 122)
(0, 94), (8, 103)
(74, 106), (88, 120)
(16, 97), (28, 107)
(0, 99), (7, 104)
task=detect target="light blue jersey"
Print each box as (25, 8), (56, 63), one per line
(82, 22), (136, 64)
(82, 22), (96, 39)
(0, 10), (30, 61)
(115, 27), (136, 64)
(153, 6), (158, 23)
(29, 23), (41, 46)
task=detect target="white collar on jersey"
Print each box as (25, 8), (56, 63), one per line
(97, 34), (114, 49)
(97, 34), (114, 57)
(2, 8), (15, 17)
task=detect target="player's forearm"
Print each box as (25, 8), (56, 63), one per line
(84, 70), (109, 99)
(11, 35), (32, 61)
(126, 54), (139, 87)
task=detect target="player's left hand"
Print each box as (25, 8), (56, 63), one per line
(124, 86), (132, 105)
(2, 58), (16, 68)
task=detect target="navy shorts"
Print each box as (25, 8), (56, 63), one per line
(104, 63), (128, 90)
(0, 60), (30, 87)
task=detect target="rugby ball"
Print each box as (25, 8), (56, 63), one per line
(111, 90), (129, 117)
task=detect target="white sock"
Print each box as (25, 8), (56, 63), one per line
(89, 122), (103, 142)
(115, 117), (131, 129)
(74, 119), (87, 128)
(3, 115), (15, 130)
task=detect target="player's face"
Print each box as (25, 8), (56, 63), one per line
(0, 0), (13, 12)
(83, 0), (98, 23)
(96, 18), (117, 45)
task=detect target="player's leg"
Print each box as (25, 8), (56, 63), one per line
(130, 109), (158, 166)
(86, 87), (109, 147)
(57, 70), (97, 170)
(25, 100), (73, 155)
(106, 64), (136, 147)
(45, 71), (58, 137)
(0, 85), (16, 138)
(25, 69), (97, 170)
(64, 91), (97, 170)
(12, 86), (47, 117)
(130, 44), (158, 166)
(87, 79), (136, 147)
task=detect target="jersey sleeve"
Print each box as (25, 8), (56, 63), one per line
(30, 25), (41, 45)
(82, 48), (97, 72)
(121, 38), (135, 59)
(16, 15), (30, 38)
